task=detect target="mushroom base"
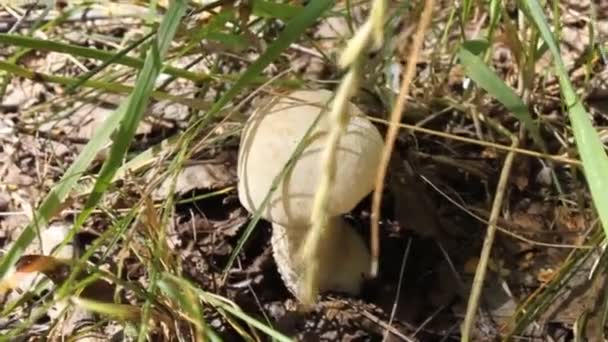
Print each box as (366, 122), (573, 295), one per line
(270, 217), (370, 301)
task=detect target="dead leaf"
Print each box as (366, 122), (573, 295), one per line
(537, 268), (556, 284)
(153, 161), (236, 200)
(14, 254), (117, 303)
(511, 210), (546, 232)
(1, 78), (45, 109)
(555, 206), (586, 232)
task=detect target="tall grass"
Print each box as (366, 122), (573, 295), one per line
(0, 0), (333, 340)
(456, 0), (608, 339)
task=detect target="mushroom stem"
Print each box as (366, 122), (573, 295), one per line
(270, 217), (370, 301)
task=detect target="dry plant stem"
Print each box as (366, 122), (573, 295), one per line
(382, 237), (412, 342)
(420, 175), (591, 249)
(302, 0), (386, 307)
(300, 70), (359, 307)
(360, 310), (416, 342)
(367, 117), (581, 166)
(461, 137), (518, 341)
(370, 0), (435, 276)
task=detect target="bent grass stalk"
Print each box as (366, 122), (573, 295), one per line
(301, 0), (386, 308)
(300, 69), (360, 307)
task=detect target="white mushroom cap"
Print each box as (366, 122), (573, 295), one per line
(271, 217), (370, 297)
(237, 89), (383, 227)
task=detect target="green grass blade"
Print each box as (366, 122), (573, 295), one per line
(156, 276), (218, 340)
(83, 3), (186, 210)
(66, 30), (156, 93)
(0, 33), (208, 83)
(206, 32), (248, 50)
(524, 0), (608, 235)
(0, 61), (211, 110)
(253, 0), (302, 20)
(179, 9), (237, 55)
(203, 0), (334, 117)
(0, 1), (187, 280)
(160, 273), (293, 342)
(457, 44), (546, 150)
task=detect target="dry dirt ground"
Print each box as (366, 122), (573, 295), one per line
(1, 1), (608, 341)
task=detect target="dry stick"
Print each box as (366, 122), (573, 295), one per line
(370, 0), (435, 277)
(461, 137), (518, 341)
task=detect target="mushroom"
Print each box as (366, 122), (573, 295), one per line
(237, 89), (383, 300)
